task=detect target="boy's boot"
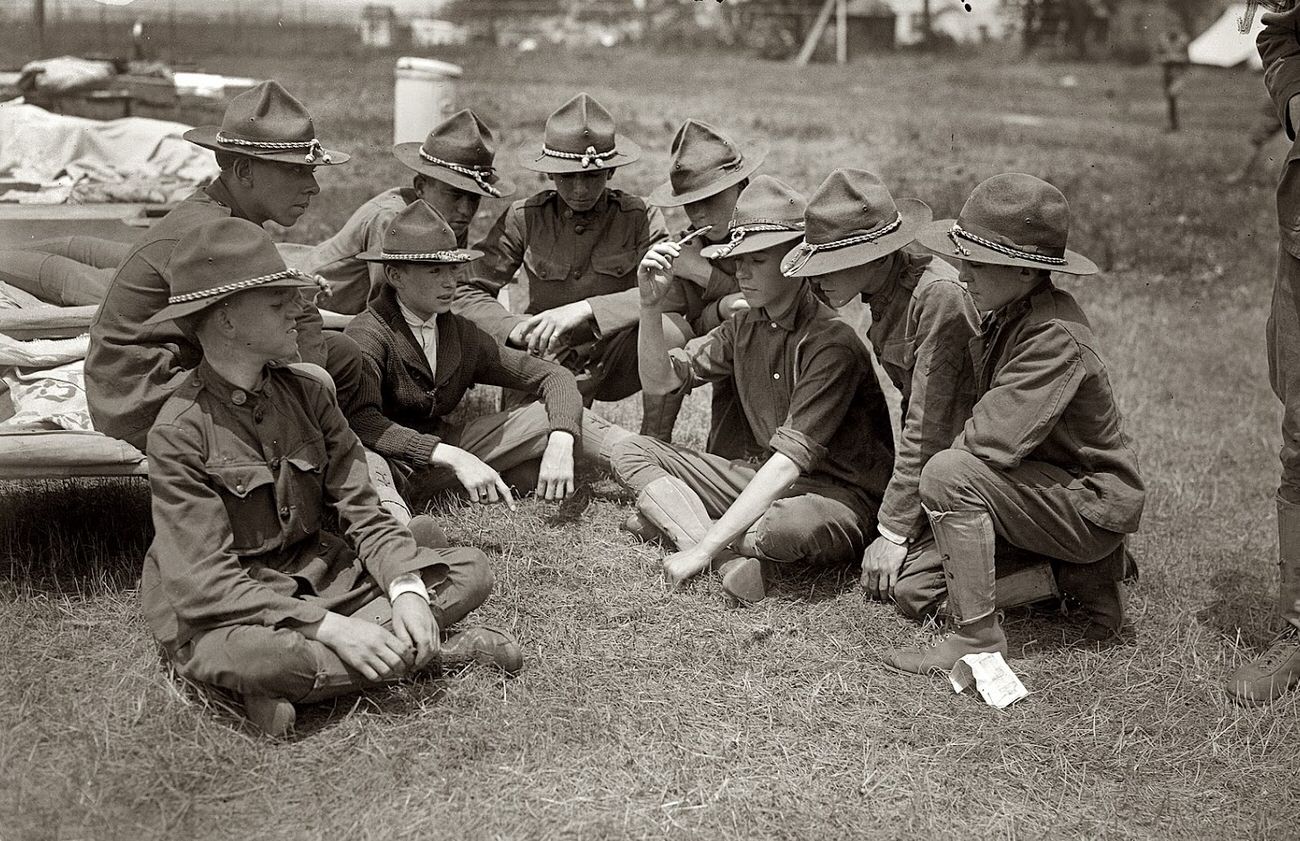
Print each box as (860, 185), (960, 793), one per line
(639, 391), (685, 443)
(884, 509), (1007, 675)
(441, 626), (524, 676)
(1056, 541), (1126, 641)
(242, 695), (297, 738)
(1226, 498), (1300, 705)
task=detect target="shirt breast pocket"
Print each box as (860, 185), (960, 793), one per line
(523, 249), (571, 284)
(283, 437), (326, 541)
(205, 462), (279, 553)
(589, 249), (638, 293)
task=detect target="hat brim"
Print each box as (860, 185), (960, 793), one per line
(184, 126), (350, 166)
(356, 248), (483, 264)
(518, 136), (642, 174)
(646, 141), (769, 207)
(700, 228), (804, 260)
(142, 273), (319, 327)
(915, 218), (1099, 276)
(782, 199), (933, 277)
(392, 143), (517, 199)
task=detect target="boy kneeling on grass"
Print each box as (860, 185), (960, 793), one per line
(614, 176), (896, 604)
(884, 174), (1145, 676)
(343, 200), (631, 521)
(142, 218), (520, 738)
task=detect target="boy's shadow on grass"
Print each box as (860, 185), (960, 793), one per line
(0, 478), (151, 594)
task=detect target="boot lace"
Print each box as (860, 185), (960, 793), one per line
(1254, 629), (1300, 671)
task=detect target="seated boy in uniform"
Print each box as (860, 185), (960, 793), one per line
(780, 168), (979, 618)
(142, 217), (520, 738)
(613, 176), (895, 604)
(639, 119), (763, 451)
(344, 200), (631, 521)
(454, 93), (677, 417)
(884, 174), (1145, 676)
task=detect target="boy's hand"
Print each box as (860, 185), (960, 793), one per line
(1290, 92), (1300, 137)
(390, 593), (439, 672)
(717, 291), (750, 320)
(860, 536), (907, 600)
(638, 241), (681, 307)
(432, 444), (517, 510)
(518, 301), (593, 356)
(307, 611), (412, 682)
(536, 431), (576, 501)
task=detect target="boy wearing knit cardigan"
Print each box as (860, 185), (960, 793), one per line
(343, 200), (629, 522)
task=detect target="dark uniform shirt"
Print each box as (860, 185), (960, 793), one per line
(142, 360), (429, 653)
(957, 281), (1145, 534)
(667, 286), (895, 501)
(862, 252), (979, 539)
(344, 284), (584, 467)
(453, 189), (668, 345)
(86, 180), (327, 449)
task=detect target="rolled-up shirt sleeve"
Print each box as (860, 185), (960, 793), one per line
(665, 318), (737, 392)
(768, 341), (863, 475)
(1260, 5), (1300, 139)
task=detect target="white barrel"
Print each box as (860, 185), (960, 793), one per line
(392, 56), (464, 145)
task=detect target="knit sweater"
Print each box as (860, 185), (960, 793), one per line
(344, 284), (584, 466)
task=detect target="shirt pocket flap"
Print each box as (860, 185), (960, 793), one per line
(590, 249), (638, 279)
(523, 250), (569, 282)
(206, 463), (275, 499)
(285, 439), (327, 474)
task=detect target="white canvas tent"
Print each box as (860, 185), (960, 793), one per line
(1189, 3), (1265, 70)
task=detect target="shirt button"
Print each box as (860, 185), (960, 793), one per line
(770, 322), (778, 329)
(231, 390), (246, 405)
(773, 373), (781, 380)
(235, 483), (245, 493)
(279, 506), (290, 520)
(270, 457), (282, 470)
(575, 224), (586, 234)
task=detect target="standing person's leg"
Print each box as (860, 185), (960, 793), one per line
(1228, 243), (1300, 704)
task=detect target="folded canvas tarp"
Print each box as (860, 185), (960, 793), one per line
(0, 101), (218, 203)
(1189, 3), (1265, 70)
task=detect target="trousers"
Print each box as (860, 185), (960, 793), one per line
(171, 541), (492, 702)
(611, 434), (874, 566)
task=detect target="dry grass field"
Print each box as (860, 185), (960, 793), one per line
(2, 19), (1298, 841)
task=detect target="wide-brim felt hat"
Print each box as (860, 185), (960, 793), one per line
(915, 172), (1098, 276)
(184, 80), (349, 167)
(357, 199), (483, 264)
(392, 109), (516, 199)
(144, 217), (318, 326)
(647, 119), (767, 207)
(782, 169), (931, 277)
(700, 175), (806, 260)
(520, 92), (641, 174)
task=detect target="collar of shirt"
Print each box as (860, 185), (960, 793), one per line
(396, 297), (440, 374)
(746, 285), (818, 333)
(205, 177), (248, 221)
(194, 358), (271, 407)
(554, 190), (610, 220)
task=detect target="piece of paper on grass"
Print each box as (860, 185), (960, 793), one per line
(948, 652), (1029, 709)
